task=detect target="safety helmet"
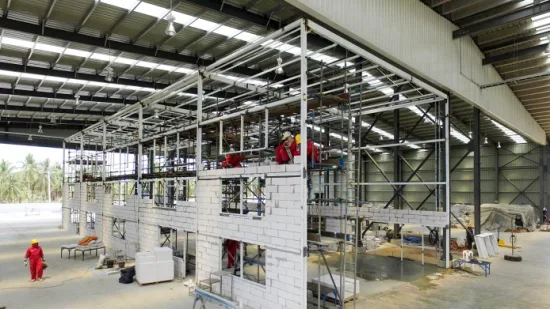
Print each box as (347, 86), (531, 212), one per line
(295, 134), (301, 144)
(31, 239), (39, 245)
(281, 131), (293, 141)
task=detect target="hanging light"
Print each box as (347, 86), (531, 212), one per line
(104, 66), (114, 82)
(484, 136), (488, 144)
(50, 116), (56, 124)
(497, 141), (501, 149)
(154, 110), (159, 119)
(165, 13), (176, 37)
(275, 56), (284, 75)
(28, 135), (32, 141)
(38, 125), (43, 134)
(379, 135), (383, 141)
(468, 131), (472, 139)
(75, 94), (80, 105)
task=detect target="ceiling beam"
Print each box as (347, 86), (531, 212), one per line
(0, 87), (138, 105)
(453, 1), (550, 38)
(442, 0), (485, 15)
(0, 62), (240, 98)
(0, 17), (267, 79)
(482, 43), (548, 65)
(76, 0), (100, 33)
(184, 0), (283, 30)
(480, 29), (550, 53)
(451, 0), (521, 22)
(0, 116), (90, 126)
(43, 0), (58, 23)
(0, 104), (115, 117)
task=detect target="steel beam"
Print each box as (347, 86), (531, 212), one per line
(473, 108), (481, 234)
(0, 88), (137, 105)
(453, 1), (550, 38)
(184, 0), (282, 30)
(76, 0), (100, 32)
(0, 18), (265, 78)
(0, 104), (114, 116)
(482, 44), (548, 65)
(540, 146), (546, 223)
(480, 29), (550, 53)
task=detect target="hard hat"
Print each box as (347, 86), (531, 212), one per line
(281, 131), (292, 140)
(31, 239), (38, 245)
(295, 134), (301, 144)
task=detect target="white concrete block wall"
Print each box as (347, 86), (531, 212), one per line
(62, 181), (198, 259)
(196, 163), (305, 309)
(61, 183), (71, 229)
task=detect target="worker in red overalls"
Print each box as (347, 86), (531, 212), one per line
(221, 147), (246, 168)
(24, 239), (45, 282)
(226, 239), (239, 268)
(275, 131), (297, 164)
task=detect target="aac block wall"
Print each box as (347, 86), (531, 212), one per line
(195, 163), (305, 309)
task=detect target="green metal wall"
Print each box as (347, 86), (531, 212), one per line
(362, 143), (546, 212)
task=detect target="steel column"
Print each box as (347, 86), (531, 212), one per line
(473, 108), (481, 235)
(540, 146), (545, 223)
(393, 109), (401, 233)
(299, 19), (308, 308)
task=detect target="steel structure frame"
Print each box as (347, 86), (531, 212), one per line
(64, 18), (452, 308)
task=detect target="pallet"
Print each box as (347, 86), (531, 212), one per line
(135, 279), (174, 286)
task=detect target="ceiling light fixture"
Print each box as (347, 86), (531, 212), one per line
(104, 66), (114, 82)
(50, 116), (56, 124)
(468, 131), (472, 139)
(275, 56), (284, 75)
(28, 135), (32, 141)
(154, 110), (159, 119)
(484, 136), (488, 144)
(379, 135), (383, 141)
(38, 125), (43, 133)
(497, 141), (501, 149)
(165, 0), (176, 37)
(75, 94), (80, 105)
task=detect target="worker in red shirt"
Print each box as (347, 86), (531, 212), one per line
(295, 134), (319, 164)
(275, 131), (296, 164)
(221, 148), (246, 168)
(24, 239), (45, 282)
(225, 239), (239, 268)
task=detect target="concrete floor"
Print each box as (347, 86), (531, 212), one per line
(0, 215), (200, 309)
(2, 213), (550, 309)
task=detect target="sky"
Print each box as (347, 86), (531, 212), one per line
(0, 144), (62, 168)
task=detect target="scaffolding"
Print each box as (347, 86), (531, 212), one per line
(62, 18), (451, 309)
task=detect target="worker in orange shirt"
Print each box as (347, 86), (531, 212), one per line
(295, 134), (319, 164)
(275, 131), (296, 164)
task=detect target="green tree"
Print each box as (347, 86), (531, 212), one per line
(20, 154), (39, 202)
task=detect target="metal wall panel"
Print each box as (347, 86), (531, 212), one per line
(286, 0), (546, 144)
(364, 143), (545, 210)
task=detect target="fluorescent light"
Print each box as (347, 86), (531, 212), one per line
(190, 19), (218, 32)
(2, 37), (34, 48)
(134, 2), (168, 18)
(175, 67), (194, 74)
(0, 70), (21, 77)
(67, 79), (88, 85)
(21, 73), (44, 80)
(491, 120), (526, 143)
(35, 43), (65, 53)
(65, 49), (92, 58)
(214, 26), (241, 38)
(90, 53), (113, 62)
(88, 81), (106, 87)
(114, 57), (138, 65)
(235, 32), (260, 42)
(532, 12), (550, 21)
(171, 12), (196, 26)
(136, 61), (158, 68)
(101, 0), (139, 11)
(45, 76), (68, 83)
(157, 64), (177, 71)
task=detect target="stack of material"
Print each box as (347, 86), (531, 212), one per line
(365, 236), (381, 250)
(135, 247), (174, 285)
(474, 233), (499, 259)
(451, 204), (538, 232)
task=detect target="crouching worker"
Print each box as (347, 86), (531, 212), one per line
(24, 239), (45, 282)
(275, 131), (296, 164)
(295, 134), (319, 164)
(221, 148), (246, 168)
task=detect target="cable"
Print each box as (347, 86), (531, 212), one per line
(0, 265), (93, 291)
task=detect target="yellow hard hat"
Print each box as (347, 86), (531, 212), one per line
(295, 134), (301, 144)
(31, 239), (38, 245)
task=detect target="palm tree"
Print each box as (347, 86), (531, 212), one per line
(1, 174), (22, 202)
(20, 154), (38, 201)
